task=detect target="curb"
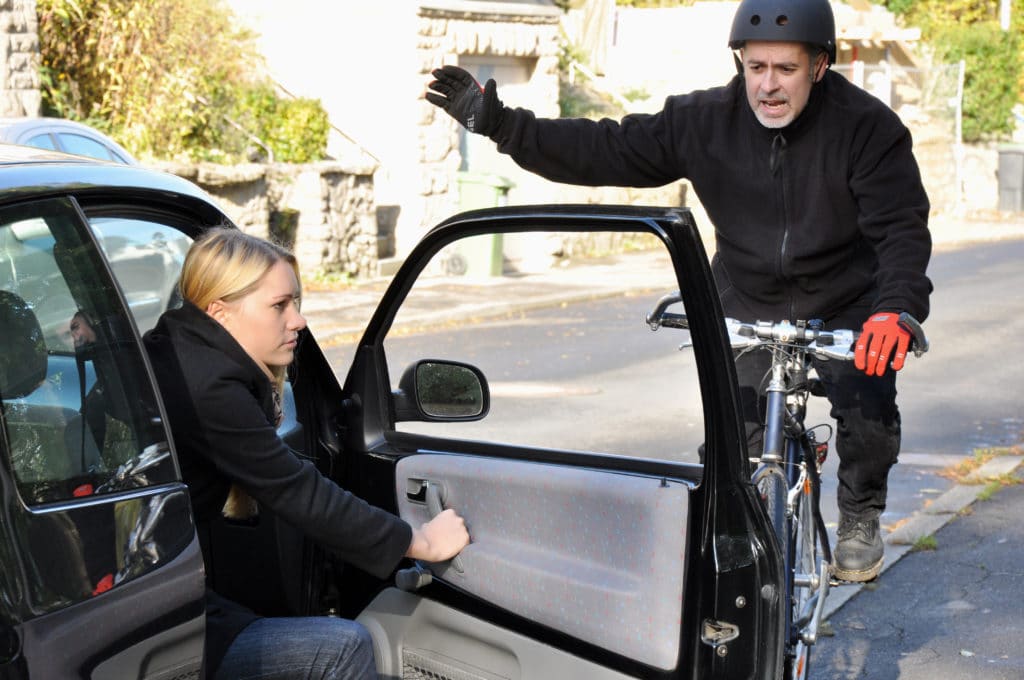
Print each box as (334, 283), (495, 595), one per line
(821, 454), (1024, 621)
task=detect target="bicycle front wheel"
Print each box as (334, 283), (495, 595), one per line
(788, 465), (828, 680)
(753, 465), (788, 553)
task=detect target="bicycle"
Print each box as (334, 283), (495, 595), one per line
(645, 291), (928, 680)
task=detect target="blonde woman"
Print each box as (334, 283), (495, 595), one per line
(144, 227), (468, 679)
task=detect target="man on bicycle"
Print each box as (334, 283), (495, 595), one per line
(426, 0), (932, 582)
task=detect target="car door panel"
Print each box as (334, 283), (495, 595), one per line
(391, 453), (690, 671)
(14, 532), (205, 680)
(332, 206), (783, 679)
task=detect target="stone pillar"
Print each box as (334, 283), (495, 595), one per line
(0, 0), (41, 116)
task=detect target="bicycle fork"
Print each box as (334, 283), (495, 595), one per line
(758, 356), (833, 652)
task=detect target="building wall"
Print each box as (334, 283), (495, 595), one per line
(415, 2), (562, 237)
(225, 0), (569, 263)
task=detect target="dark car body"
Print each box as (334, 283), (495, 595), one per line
(0, 145), (782, 679)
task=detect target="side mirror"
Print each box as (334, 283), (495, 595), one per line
(394, 360), (489, 422)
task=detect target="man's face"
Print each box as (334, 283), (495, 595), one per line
(69, 313), (96, 351)
(741, 41), (825, 129)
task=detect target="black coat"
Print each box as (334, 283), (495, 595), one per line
(492, 70), (932, 326)
(144, 301), (411, 672)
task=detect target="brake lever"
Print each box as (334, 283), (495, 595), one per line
(897, 312), (930, 357)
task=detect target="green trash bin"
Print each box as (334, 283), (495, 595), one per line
(456, 172), (514, 277)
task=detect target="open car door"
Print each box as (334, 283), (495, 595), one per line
(297, 205), (785, 680)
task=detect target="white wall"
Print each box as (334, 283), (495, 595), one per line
(225, 0), (423, 212)
(604, 2), (740, 111)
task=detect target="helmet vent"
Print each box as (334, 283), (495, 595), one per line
(749, 14), (761, 26)
(776, 15), (789, 26)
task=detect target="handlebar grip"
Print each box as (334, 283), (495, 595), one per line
(897, 312), (929, 356)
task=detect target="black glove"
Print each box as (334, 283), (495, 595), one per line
(426, 65), (504, 136)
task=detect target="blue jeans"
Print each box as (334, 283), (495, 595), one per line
(214, 617), (377, 680)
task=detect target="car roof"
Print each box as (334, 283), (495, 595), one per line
(0, 117), (101, 133)
(0, 117), (137, 164)
(0, 143), (228, 225)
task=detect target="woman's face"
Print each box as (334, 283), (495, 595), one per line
(211, 259), (306, 377)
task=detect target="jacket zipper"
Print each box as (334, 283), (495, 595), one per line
(770, 133), (796, 319)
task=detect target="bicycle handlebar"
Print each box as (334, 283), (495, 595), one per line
(646, 291), (930, 362)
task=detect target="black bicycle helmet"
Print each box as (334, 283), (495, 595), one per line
(728, 0), (837, 65)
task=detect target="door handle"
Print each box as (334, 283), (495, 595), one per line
(424, 481), (464, 574)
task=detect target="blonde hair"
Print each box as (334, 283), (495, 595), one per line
(180, 227), (300, 312)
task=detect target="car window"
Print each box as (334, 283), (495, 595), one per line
(383, 230), (705, 462)
(57, 132), (119, 162)
(25, 133), (57, 151)
(0, 198), (175, 505)
(88, 216), (192, 334)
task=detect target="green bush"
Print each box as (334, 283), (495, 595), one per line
(930, 22), (1021, 142)
(882, 0), (1024, 141)
(37, 0), (329, 163)
(226, 84), (330, 163)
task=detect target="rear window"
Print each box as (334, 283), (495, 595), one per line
(0, 198), (175, 505)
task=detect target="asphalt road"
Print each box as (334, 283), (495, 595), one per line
(321, 237), (1024, 533)
(809, 465), (1024, 680)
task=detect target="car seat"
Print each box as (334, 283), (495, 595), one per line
(0, 289), (46, 399)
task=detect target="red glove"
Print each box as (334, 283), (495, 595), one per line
(855, 312), (911, 377)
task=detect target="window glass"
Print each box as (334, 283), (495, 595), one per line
(0, 199), (174, 505)
(25, 133), (57, 151)
(88, 217), (191, 334)
(384, 230), (705, 463)
(58, 133), (117, 162)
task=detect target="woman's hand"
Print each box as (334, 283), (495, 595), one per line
(406, 508), (470, 562)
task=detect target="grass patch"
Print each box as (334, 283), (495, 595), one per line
(939, 445), (1023, 484)
(977, 473), (1023, 501)
(303, 269), (354, 292)
(940, 448), (997, 483)
(911, 535), (938, 552)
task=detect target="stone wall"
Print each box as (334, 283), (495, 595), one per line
(0, 0), (40, 116)
(162, 161), (381, 280)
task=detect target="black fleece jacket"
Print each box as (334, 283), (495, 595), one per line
(492, 70), (932, 326)
(144, 301), (411, 672)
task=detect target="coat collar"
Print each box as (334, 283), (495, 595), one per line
(150, 301), (275, 410)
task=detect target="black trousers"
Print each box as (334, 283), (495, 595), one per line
(734, 349), (901, 521)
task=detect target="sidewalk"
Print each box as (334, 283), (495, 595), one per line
(300, 246), (675, 346)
